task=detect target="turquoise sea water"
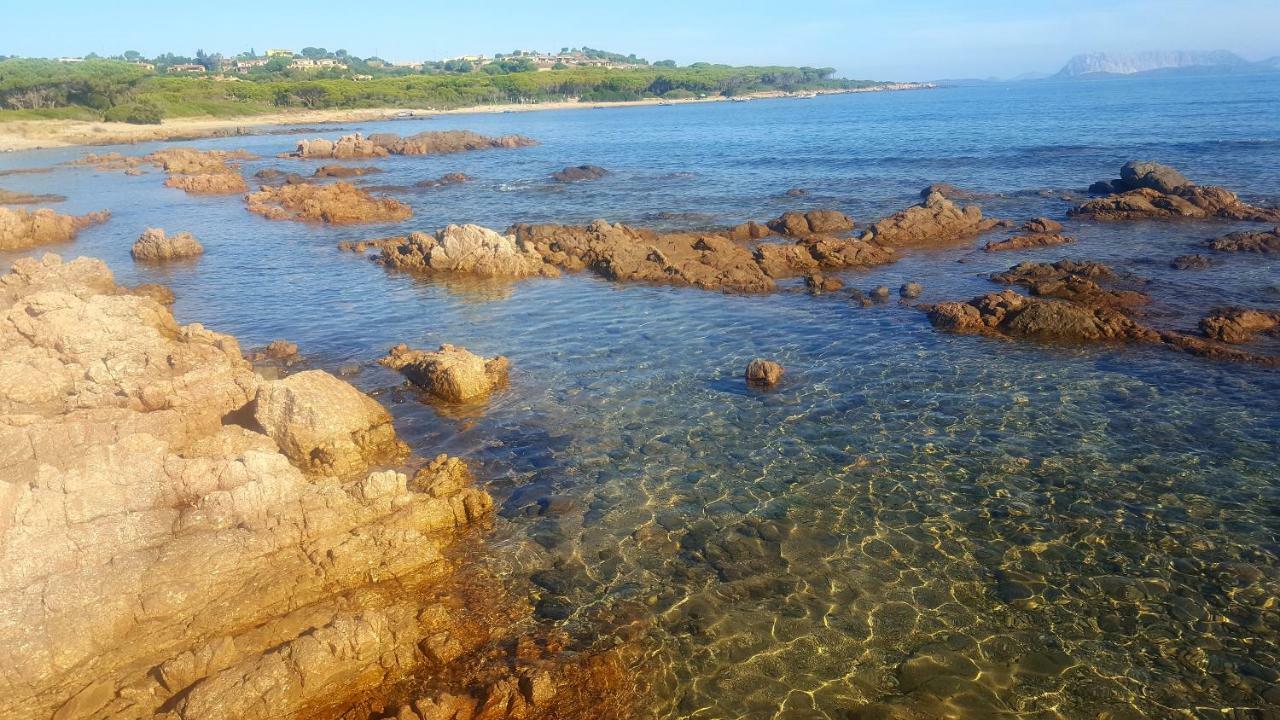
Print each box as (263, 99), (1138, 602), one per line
(3, 73), (1279, 719)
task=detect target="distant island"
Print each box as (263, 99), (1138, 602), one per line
(0, 47), (927, 127)
(1054, 50), (1278, 78)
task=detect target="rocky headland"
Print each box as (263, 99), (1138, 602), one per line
(0, 253), (636, 720)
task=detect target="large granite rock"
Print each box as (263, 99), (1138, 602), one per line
(0, 254), (501, 720)
(380, 344), (510, 403)
(865, 192), (1002, 248)
(0, 207), (110, 250)
(1072, 163), (1280, 222)
(245, 182), (412, 224)
(372, 224), (558, 279)
(766, 209), (855, 237)
(131, 228), (204, 262)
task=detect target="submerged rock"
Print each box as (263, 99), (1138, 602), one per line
(415, 172), (472, 188)
(0, 207), (110, 250)
(380, 343), (511, 403)
(313, 164), (383, 178)
(1205, 227), (1280, 253)
(1072, 163), (1280, 222)
(245, 182), (412, 224)
(1171, 253), (1214, 270)
(990, 260), (1148, 310)
(373, 224), (558, 279)
(900, 282), (924, 299)
(1199, 308), (1280, 344)
(552, 165), (609, 182)
(131, 227), (204, 262)
(0, 188), (65, 204)
(984, 217), (1075, 252)
(745, 359), (784, 387)
(865, 191), (1003, 248)
(919, 182), (1001, 201)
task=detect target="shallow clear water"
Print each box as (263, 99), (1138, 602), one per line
(3, 73), (1280, 719)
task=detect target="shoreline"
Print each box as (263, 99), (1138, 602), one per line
(0, 84), (933, 153)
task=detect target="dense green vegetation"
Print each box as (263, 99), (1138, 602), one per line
(0, 55), (892, 124)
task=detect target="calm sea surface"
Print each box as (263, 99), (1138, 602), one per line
(3, 73), (1280, 719)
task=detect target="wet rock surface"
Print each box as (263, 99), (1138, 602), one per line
(990, 260), (1149, 310)
(1171, 253), (1213, 270)
(745, 359), (784, 387)
(1199, 307), (1280, 344)
(415, 173), (472, 189)
(0, 207), (110, 250)
(131, 227), (204, 262)
(367, 225), (558, 279)
(767, 209), (855, 237)
(1205, 226), (1280, 253)
(381, 344), (511, 403)
(984, 218), (1076, 252)
(246, 182), (413, 224)
(1072, 162), (1280, 222)
(551, 165), (609, 183)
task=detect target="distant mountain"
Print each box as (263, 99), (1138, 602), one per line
(1055, 51), (1252, 78)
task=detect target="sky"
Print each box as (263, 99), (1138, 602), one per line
(4, 0), (1279, 80)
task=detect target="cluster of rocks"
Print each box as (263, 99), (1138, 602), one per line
(552, 165), (608, 183)
(147, 148), (255, 195)
(984, 217), (1076, 252)
(863, 191), (1006, 248)
(380, 343), (511, 403)
(990, 260), (1148, 310)
(1199, 308), (1280, 344)
(0, 254), (636, 720)
(245, 182), (413, 224)
(130, 227), (204, 262)
(289, 131), (537, 159)
(1072, 162), (1280, 222)
(0, 207), (110, 250)
(1205, 227), (1280, 253)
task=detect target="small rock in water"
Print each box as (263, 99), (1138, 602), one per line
(870, 286), (891, 302)
(899, 282), (923, 299)
(785, 188), (807, 197)
(1171, 253), (1213, 270)
(805, 272), (844, 294)
(337, 362), (361, 377)
(745, 359), (784, 387)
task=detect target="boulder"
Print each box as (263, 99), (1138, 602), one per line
(865, 192), (1002, 248)
(252, 369), (405, 475)
(1119, 161), (1193, 193)
(724, 221), (772, 241)
(380, 343), (510, 403)
(0, 207), (110, 250)
(990, 260), (1148, 310)
(785, 188), (807, 197)
(1171, 253), (1213, 270)
(805, 272), (844, 294)
(248, 339), (300, 363)
(131, 228), (204, 262)
(1072, 164), (1280, 222)
(552, 165), (609, 182)
(899, 282), (923, 299)
(870, 285), (891, 302)
(372, 224), (557, 278)
(767, 209), (855, 236)
(745, 359), (784, 387)
(919, 183), (999, 201)
(1199, 308), (1280, 344)
(126, 282), (176, 305)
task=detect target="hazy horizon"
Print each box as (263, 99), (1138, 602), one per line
(3, 0), (1279, 81)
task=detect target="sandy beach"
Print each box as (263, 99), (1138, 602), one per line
(0, 85), (931, 152)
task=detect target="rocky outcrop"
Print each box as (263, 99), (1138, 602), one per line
(381, 344), (510, 403)
(767, 209), (855, 237)
(1205, 227), (1280, 253)
(314, 165), (383, 178)
(148, 148), (254, 195)
(552, 165), (608, 182)
(374, 130), (538, 156)
(371, 224), (558, 279)
(416, 172), (472, 189)
(927, 290), (1158, 343)
(131, 228), (204, 262)
(0, 207), (110, 250)
(1172, 253), (1213, 270)
(724, 221), (772, 241)
(0, 188), (65, 204)
(990, 260), (1148, 310)
(290, 133), (389, 160)
(745, 359), (784, 387)
(1199, 308), (1280, 344)
(865, 192), (1003, 248)
(512, 221), (778, 293)
(984, 218), (1076, 252)
(0, 253), (584, 720)
(245, 182), (413, 224)
(1072, 163), (1280, 222)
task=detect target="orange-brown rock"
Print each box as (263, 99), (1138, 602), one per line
(372, 130), (538, 156)
(767, 209), (854, 237)
(984, 218), (1076, 252)
(0, 253), (523, 720)
(1070, 187), (1280, 222)
(1205, 227), (1280, 253)
(0, 207), (110, 250)
(381, 344), (510, 403)
(290, 133), (390, 159)
(147, 148), (255, 195)
(804, 272), (844, 294)
(927, 290), (1157, 343)
(1199, 308), (1280, 344)
(373, 224), (558, 279)
(745, 359), (784, 387)
(125, 282), (176, 305)
(753, 235), (895, 278)
(131, 227), (204, 262)
(246, 182), (413, 224)
(0, 188), (65, 204)
(724, 221), (772, 241)
(511, 220), (777, 293)
(314, 164), (384, 178)
(990, 260), (1148, 310)
(865, 192), (1003, 248)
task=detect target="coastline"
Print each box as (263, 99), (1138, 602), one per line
(0, 84), (933, 153)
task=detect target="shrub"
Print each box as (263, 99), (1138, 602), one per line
(103, 100), (164, 124)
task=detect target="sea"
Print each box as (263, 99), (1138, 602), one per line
(3, 72), (1279, 719)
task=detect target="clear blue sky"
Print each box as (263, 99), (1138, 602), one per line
(4, 0), (1278, 80)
